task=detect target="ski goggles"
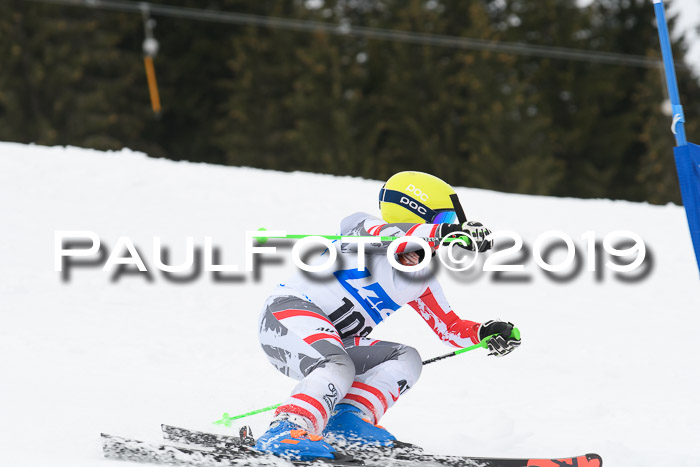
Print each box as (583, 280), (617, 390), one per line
(432, 210), (458, 224)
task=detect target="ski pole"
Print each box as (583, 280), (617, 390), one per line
(212, 328), (518, 427)
(420, 327), (520, 365)
(253, 228), (472, 246)
(419, 336), (491, 365)
(213, 403), (283, 427)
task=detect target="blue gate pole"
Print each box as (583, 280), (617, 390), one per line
(653, 0), (700, 276)
(653, 0), (687, 146)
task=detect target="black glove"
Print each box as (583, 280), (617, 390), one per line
(478, 320), (520, 357)
(439, 221), (493, 252)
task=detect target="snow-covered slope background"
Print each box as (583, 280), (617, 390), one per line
(1, 142), (698, 467)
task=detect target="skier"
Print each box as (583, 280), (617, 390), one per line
(255, 171), (521, 460)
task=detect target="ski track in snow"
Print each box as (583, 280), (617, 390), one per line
(0, 143), (698, 467)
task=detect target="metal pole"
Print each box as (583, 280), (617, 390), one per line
(652, 0), (687, 146)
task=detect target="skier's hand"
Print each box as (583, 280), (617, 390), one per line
(439, 221), (493, 252)
(460, 221), (493, 252)
(397, 250), (422, 266)
(479, 320), (520, 357)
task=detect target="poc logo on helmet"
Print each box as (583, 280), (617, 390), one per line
(400, 196), (427, 215)
(406, 184), (429, 201)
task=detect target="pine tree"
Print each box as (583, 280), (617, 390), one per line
(1, 0), (698, 203)
(0, 0), (160, 154)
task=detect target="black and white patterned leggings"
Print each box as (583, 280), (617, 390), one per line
(258, 295), (422, 435)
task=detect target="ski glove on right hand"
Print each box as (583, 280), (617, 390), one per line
(439, 221), (493, 252)
(479, 320), (521, 357)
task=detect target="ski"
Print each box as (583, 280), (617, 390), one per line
(102, 433), (246, 467)
(101, 432), (362, 466)
(162, 424), (422, 461)
(162, 423), (247, 449)
(159, 425), (603, 467)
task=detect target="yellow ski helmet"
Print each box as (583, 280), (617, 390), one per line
(378, 171), (466, 224)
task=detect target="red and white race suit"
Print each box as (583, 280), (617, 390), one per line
(258, 212), (481, 434)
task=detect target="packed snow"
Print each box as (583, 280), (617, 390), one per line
(0, 142), (698, 467)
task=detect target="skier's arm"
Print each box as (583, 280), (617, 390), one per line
(407, 283), (521, 356)
(339, 212), (442, 254)
(406, 281), (482, 348)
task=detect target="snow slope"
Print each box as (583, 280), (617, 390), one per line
(0, 142), (698, 467)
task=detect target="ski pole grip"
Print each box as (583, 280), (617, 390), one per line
(479, 326), (520, 348)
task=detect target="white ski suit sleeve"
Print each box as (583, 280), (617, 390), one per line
(339, 212), (442, 254)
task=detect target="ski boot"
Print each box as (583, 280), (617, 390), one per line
(323, 404), (397, 447)
(254, 419), (336, 461)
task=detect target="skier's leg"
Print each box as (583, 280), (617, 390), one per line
(257, 295), (355, 434)
(323, 337), (422, 445)
(342, 336), (422, 423)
